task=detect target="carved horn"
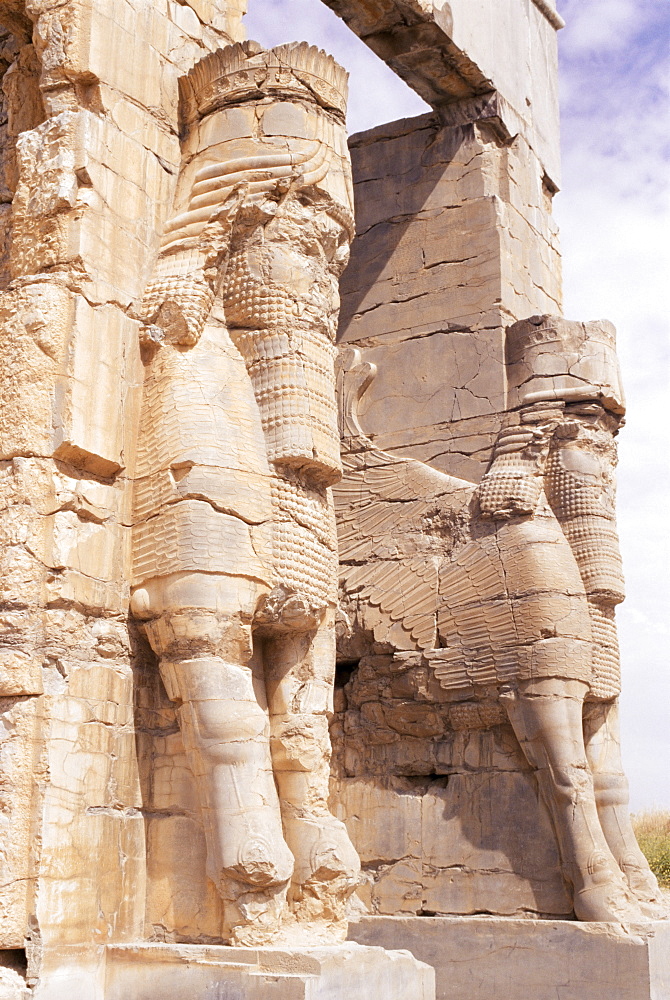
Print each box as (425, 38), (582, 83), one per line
(336, 347), (377, 447)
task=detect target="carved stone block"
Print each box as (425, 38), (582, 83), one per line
(349, 916), (670, 1000)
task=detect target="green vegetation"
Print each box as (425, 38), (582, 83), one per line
(633, 811), (670, 887)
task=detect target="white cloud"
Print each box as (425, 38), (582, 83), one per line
(558, 0), (639, 53)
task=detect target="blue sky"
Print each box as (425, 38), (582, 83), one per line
(243, 0), (670, 810)
(556, 0), (669, 811)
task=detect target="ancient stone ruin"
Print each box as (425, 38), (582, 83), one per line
(0, 2), (666, 999)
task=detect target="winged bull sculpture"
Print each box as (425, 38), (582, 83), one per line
(334, 320), (664, 924)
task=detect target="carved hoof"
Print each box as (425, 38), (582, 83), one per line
(284, 815), (361, 891)
(237, 836), (294, 887)
(130, 587), (154, 619)
(211, 835), (294, 891)
(572, 853), (644, 922)
(254, 586), (324, 633)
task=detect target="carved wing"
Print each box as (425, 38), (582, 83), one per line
(339, 554), (440, 649)
(335, 450), (474, 649)
(427, 534), (519, 691)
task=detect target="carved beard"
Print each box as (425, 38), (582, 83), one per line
(544, 440), (624, 605)
(217, 196), (350, 613)
(222, 196), (350, 488)
(545, 431), (624, 701)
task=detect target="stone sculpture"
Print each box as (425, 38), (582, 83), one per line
(131, 40), (360, 945)
(0, 0), (665, 995)
(335, 315), (663, 923)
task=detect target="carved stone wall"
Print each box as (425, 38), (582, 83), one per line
(337, 103), (561, 485)
(0, 0), (245, 974)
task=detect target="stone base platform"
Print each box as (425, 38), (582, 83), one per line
(107, 942), (435, 1000)
(27, 941), (434, 1000)
(348, 915), (670, 1000)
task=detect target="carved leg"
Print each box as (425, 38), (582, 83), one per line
(583, 698), (664, 914)
(264, 609), (360, 935)
(502, 677), (643, 921)
(133, 575), (294, 944)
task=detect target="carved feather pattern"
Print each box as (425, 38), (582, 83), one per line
(335, 350), (604, 695)
(431, 535), (519, 690)
(335, 447), (473, 649)
(341, 556), (439, 648)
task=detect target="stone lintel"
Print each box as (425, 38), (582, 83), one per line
(321, 0), (561, 185)
(348, 91), (522, 152)
(320, 0), (493, 106)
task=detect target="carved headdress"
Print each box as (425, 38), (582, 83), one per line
(506, 315), (626, 415)
(140, 42), (354, 351)
(160, 41), (354, 256)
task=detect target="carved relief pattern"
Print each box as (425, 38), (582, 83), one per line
(544, 420), (625, 700)
(140, 252), (215, 348)
(338, 403), (624, 700)
(132, 327), (274, 587)
(334, 320), (663, 924)
(271, 476), (338, 607)
(222, 242), (343, 482)
(130, 39), (360, 945)
(182, 41), (350, 123)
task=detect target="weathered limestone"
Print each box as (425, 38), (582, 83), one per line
(349, 916), (670, 1000)
(320, 0), (563, 179)
(21, 941), (434, 1000)
(0, 0), (663, 997)
(131, 38), (360, 946)
(1, 0), (432, 983)
(0, 0), (221, 962)
(338, 106), (561, 484)
(333, 0), (564, 493)
(332, 320), (663, 923)
(104, 942), (435, 1000)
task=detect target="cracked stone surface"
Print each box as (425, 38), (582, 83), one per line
(0, 0), (663, 997)
(332, 332), (663, 926)
(349, 916), (670, 1000)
